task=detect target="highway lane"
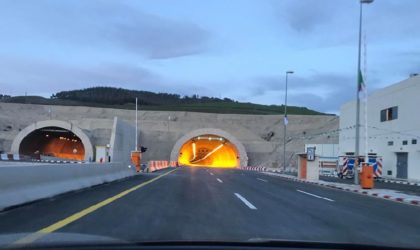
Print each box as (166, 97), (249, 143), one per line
(0, 167), (419, 248)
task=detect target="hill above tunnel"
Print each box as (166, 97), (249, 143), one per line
(1, 87), (331, 115)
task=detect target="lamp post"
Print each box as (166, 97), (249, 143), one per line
(355, 0), (373, 185)
(135, 97), (138, 151)
(283, 71), (294, 171)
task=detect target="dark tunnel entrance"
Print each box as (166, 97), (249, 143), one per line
(19, 126), (85, 161)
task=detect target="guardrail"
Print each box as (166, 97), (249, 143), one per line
(0, 153), (22, 161)
(0, 153), (85, 164)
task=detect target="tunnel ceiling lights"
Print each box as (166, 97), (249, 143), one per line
(194, 136), (225, 141)
(190, 144), (224, 164)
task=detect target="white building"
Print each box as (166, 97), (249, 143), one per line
(305, 144), (339, 159)
(339, 74), (420, 180)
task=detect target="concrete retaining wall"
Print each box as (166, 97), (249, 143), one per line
(0, 163), (135, 211)
(109, 117), (136, 166)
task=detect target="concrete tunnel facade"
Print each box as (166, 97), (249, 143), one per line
(170, 128), (248, 168)
(11, 120), (94, 161)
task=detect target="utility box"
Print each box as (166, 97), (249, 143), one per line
(297, 153), (319, 181)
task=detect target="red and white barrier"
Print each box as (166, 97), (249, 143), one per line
(241, 166), (267, 172)
(147, 160), (177, 173)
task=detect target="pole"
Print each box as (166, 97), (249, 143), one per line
(364, 32), (369, 163)
(283, 74), (288, 171)
(135, 97), (138, 151)
(283, 72), (293, 170)
(354, 1), (363, 185)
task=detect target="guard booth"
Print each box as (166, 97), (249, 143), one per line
(297, 147), (319, 181)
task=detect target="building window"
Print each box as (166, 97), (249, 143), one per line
(412, 139), (417, 145)
(380, 106), (398, 122)
(402, 140), (408, 145)
(388, 141), (393, 146)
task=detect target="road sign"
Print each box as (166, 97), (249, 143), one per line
(307, 147), (315, 161)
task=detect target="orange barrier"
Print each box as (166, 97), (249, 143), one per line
(131, 151), (142, 172)
(147, 160), (175, 172)
(360, 163), (374, 189)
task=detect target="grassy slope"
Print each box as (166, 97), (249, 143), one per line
(2, 96), (332, 115)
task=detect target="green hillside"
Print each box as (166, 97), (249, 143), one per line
(1, 87), (332, 115)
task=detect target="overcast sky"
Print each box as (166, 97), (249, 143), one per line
(0, 0), (419, 113)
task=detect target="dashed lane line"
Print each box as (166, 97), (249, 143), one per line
(297, 189), (334, 202)
(234, 193), (257, 210)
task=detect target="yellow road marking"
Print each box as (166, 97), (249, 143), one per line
(12, 168), (178, 246)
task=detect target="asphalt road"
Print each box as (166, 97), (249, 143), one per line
(1, 167), (419, 248)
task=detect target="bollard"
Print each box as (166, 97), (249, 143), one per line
(360, 163), (374, 189)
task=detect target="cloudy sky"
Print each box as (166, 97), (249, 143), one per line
(0, 0), (419, 113)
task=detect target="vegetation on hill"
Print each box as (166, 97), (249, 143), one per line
(1, 87), (332, 115)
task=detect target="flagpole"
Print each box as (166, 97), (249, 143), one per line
(354, 1), (363, 185)
(364, 32), (369, 163)
(355, 0), (374, 185)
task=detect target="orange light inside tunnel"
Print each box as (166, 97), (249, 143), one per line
(178, 134), (239, 168)
(19, 127), (85, 161)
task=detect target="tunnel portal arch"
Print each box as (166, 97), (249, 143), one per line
(170, 128), (248, 167)
(11, 120), (94, 161)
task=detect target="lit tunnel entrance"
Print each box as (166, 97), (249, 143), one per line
(19, 126), (85, 161)
(178, 134), (239, 168)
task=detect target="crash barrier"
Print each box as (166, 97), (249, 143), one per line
(0, 154), (21, 161)
(147, 160), (178, 172)
(241, 166), (267, 172)
(0, 154), (84, 164)
(0, 162), (136, 211)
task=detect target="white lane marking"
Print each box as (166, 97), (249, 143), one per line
(210, 172), (214, 176)
(217, 178), (223, 183)
(257, 178), (268, 182)
(296, 189), (334, 202)
(234, 193), (257, 210)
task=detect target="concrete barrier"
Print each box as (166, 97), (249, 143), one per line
(0, 162), (136, 211)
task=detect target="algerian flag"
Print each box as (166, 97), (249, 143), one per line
(358, 69), (365, 92)
(284, 116), (288, 126)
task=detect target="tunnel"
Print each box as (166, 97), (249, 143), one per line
(11, 120), (94, 162)
(19, 126), (85, 161)
(171, 128), (248, 168)
(178, 134), (239, 168)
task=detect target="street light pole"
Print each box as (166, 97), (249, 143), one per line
(135, 97), (138, 151)
(283, 71), (294, 171)
(355, 0), (373, 185)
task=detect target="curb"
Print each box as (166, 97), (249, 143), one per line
(241, 169), (420, 207)
(307, 173), (420, 187)
(376, 178), (420, 186)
